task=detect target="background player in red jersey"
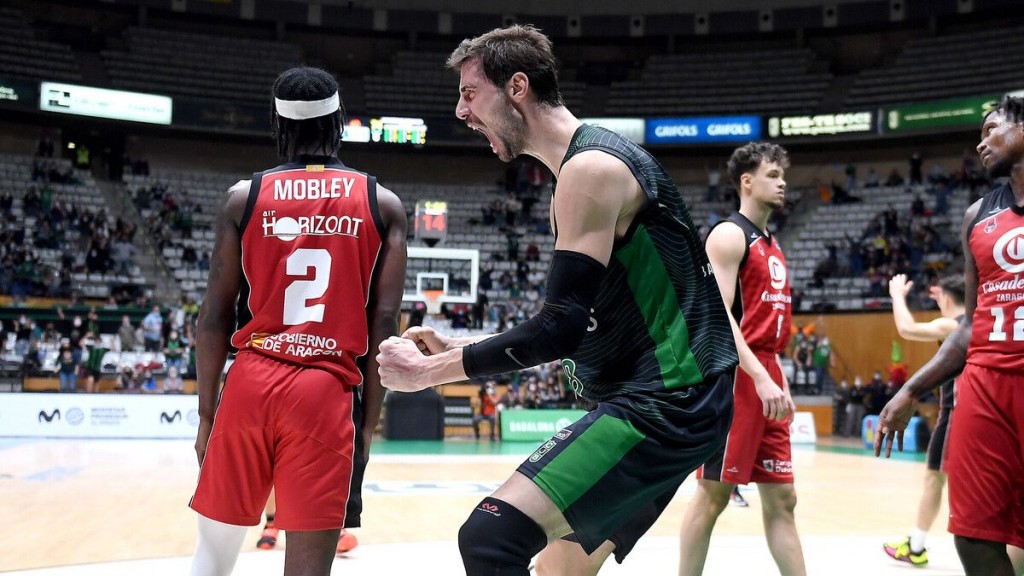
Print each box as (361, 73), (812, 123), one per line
(881, 273), (964, 566)
(679, 142), (806, 576)
(187, 66), (407, 576)
(877, 95), (1024, 576)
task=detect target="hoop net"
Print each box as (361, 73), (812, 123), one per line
(423, 289), (444, 315)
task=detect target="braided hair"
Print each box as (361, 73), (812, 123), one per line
(271, 67), (344, 159)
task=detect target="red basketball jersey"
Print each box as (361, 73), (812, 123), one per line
(967, 184), (1024, 373)
(720, 213), (792, 355)
(231, 158), (385, 385)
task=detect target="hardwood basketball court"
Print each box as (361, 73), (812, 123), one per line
(0, 435), (964, 575)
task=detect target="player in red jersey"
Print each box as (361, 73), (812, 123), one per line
(679, 142), (806, 576)
(877, 95), (1024, 576)
(187, 66), (407, 576)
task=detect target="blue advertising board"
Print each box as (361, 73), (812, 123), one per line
(645, 115), (761, 144)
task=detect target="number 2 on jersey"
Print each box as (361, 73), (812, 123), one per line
(283, 248), (332, 325)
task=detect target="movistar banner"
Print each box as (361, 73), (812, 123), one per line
(0, 393), (199, 438)
(500, 409), (586, 442)
(645, 115), (760, 144)
(884, 94), (1002, 133)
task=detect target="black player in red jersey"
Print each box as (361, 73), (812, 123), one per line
(188, 67), (407, 576)
(877, 95), (1024, 576)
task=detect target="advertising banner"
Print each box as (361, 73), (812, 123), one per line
(0, 76), (39, 111)
(789, 411), (817, 444)
(0, 393), (199, 439)
(767, 111), (874, 138)
(40, 82), (172, 125)
(884, 94), (1002, 133)
(645, 115), (760, 144)
(499, 409), (586, 442)
(580, 117), (645, 144)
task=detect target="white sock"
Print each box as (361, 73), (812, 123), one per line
(909, 528), (928, 553)
(189, 515), (249, 576)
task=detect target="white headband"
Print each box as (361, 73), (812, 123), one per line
(274, 92), (340, 120)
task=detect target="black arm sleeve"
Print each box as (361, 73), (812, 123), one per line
(462, 250), (605, 378)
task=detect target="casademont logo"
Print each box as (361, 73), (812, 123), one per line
(993, 227), (1024, 274)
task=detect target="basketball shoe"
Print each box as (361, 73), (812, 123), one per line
(257, 520), (279, 550)
(337, 530), (359, 554)
(729, 489), (749, 508)
(883, 537), (928, 566)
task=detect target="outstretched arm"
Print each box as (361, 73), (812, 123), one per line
(888, 274), (958, 341)
(876, 200), (978, 457)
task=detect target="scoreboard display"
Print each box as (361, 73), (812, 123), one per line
(414, 200), (448, 244)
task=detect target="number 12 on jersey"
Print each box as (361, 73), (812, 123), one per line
(989, 306), (1024, 342)
(283, 248), (332, 325)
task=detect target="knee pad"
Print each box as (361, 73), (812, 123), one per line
(459, 497), (548, 576)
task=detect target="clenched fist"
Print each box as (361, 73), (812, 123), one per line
(377, 336), (436, 392)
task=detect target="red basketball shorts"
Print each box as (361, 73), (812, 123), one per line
(698, 351), (794, 485)
(190, 351), (357, 530)
(946, 362), (1024, 549)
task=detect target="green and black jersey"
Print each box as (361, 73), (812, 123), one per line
(556, 124), (737, 403)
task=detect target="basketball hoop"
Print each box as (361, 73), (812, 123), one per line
(423, 289), (444, 315)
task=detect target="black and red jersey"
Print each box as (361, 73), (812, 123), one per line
(717, 213), (792, 355)
(967, 183), (1024, 373)
(231, 157), (385, 385)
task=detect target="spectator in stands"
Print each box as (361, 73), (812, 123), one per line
(811, 335), (835, 394)
(111, 237), (136, 275)
(118, 315), (138, 352)
(504, 193), (520, 226)
(505, 232), (519, 261)
(0, 191), (12, 215)
(844, 376), (868, 437)
(86, 309), (100, 336)
(142, 306), (162, 352)
(832, 380), (849, 435)
(845, 161), (858, 193)
(909, 152), (923, 185)
(910, 194), (926, 217)
(117, 362), (137, 389)
(56, 344), (78, 393)
(473, 380), (499, 441)
(163, 366), (184, 394)
(864, 167), (881, 188)
(164, 329), (185, 372)
(80, 332), (108, 394)
(886, 168), (906, 187)
(706, 163), (721, 202)
(866, 371), (887, 415)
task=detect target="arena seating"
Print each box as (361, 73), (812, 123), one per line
(788, 185), (970, 311)
(606, 48), (831, 115)
(102, 27), (303, 103)
(363, 50), (586, 117)
(1, 153), (149, 299)
(0, 6), (81, 82)
(845, 25), (1024, 107)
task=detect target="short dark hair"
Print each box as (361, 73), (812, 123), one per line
(726, 142), (789, 188)
(447, 24), (564, 108)
(937, 274), (965, 305)
(983, 95), (1024, 126)
(271, 67), (344, 159)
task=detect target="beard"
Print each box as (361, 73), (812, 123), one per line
(986, 155), (1014, 179)
(494, 96), (526, 163)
